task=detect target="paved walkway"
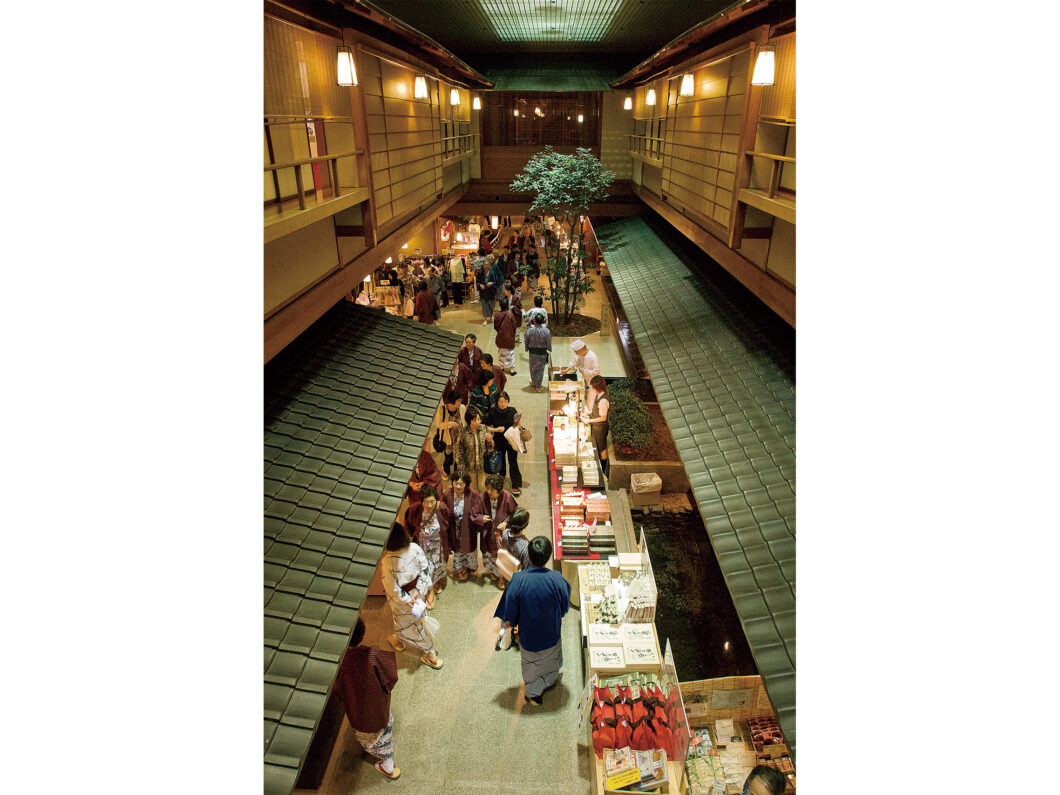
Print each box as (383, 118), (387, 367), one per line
(294, 239), (626, 793)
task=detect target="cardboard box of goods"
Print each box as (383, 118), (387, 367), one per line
(588, 645), (626, 673)
(588, 623), (623, 646)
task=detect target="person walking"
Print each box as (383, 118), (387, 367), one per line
(406, 449), (442, 508)
(493, 298), (519, 376)
(381, 523), (443, 669)
(467, 368), (498, 420)
(457, 333), (482, 371)
(481, 475), (518, 588)
(440, 472), (487, 581)
(478, 353), (506, 392)
(500, 507), (532, 572)
(493, 536), (570, 705)
(522, 295), (547, 328)
(434, 391), (464, 478)
(404, 486), (448, 606)
(486, 391), (522, 496)
(524, 314), (552, 391)
(454, 406), (494, 494)
(413, 282), (435, 325)
(334, 618), (401, 781)
(448, 255), (466, 305)
(479, 255), (499, 323)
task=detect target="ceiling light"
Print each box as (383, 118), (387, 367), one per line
(473, 95), (481, 110)
(336, 45), (357, 87)
(363, 275), (371, 283)
(450, 88), (460, 105)
(414, 75), (428, 99)
(645, 88), (656, 106)
(480, 0), (622, 42)
(751, 45), (775, 86)
(679, 73), (694, 97)
(385, 257), (393, 263)
(401, 242), (408, 249)
(623, 96), (632, 110)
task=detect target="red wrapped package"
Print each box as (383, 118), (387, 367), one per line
(614, 718), (632, 748)
(630, 720), (654, 751)
(592, 718), (616, 759)
(650, 718), (674, 756)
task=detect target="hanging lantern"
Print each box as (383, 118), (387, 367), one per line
(491, 216), (499, 230)
(336, 45), (358, 87)
(679, 73), (694, 97)
(577, 113), (584, 123)
(414, 75), (428, 99)
(645, 88), (656, 106)
(472, 95), (481, 110)
(751, 46), (776, 86)
(513, 108), (519, 117)
(623, 96), (632, 110)
(450, 88), (460, 105)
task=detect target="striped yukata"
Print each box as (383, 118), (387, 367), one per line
(354, 713), (395, 766)
(381, 543), (436, 653)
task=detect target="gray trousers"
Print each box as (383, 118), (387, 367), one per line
(529, 353), (549, 388)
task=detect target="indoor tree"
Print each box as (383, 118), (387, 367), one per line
(509, 146), (615, 324)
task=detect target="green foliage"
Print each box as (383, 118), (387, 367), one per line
(510, 146), (615, 324)
(607, 378), (638, 395)
(609, 389), (655, 455)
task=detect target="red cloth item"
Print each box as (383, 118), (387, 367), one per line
(593, 686), (615, 705)
(630, 721), (654, 751)
(614, 719), (632, 748)
(631, 699), (650, 724)
(590, 702), (615, 725)
(592, 718), (616, 758)
(614, 701), (633, 723)
(651, 719), (675, 757)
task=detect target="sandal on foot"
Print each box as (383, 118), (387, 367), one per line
(511, 487), (522, 496)
(375, 763), (401, 780)
(425, 590), (436, 609)
(420, 654), (444, 669)
(387, 634), (406, 652)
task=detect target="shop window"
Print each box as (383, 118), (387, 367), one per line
(481, 92), (602, 148)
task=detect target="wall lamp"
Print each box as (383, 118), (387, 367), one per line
(679, 73), (694, 97)
(414, 75), (428, 99)
(473, 95), (481, 110)
(645, 88), (656, 106)
(623, 96), (632, 110)
(450, 88), (460, 105)
(336, 45), (358, 87)
(751, 45), (776, 86)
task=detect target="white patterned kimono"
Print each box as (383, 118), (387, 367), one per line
(381, 543), (436, 653)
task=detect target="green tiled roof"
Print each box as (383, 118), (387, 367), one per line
(596, 216), (796, 758)
(263, 304), (464, 793)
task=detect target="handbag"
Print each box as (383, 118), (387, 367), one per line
(497, 547), (520, 581)
(484, 449), (503, 474)
(519, 426), (532, 442)
(432, 428), (446, 453)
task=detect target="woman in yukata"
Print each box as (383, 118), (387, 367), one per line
(404, 486), (448, 608)
(381, 522), (444, 670)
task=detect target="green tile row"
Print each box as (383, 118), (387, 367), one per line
(597, 216), (796, 756)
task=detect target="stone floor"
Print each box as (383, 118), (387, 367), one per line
(293, 253), (626, 793)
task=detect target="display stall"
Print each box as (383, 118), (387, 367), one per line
(572, 528), (692, 795)
(546, 404), (636, 604)
(679, 676), (795, 793)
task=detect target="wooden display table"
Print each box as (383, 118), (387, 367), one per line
(587, 719), (685, 795)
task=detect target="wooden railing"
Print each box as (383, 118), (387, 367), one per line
(264, 151), (363, 211)
(627, 133), (665, 162)
(744, 151), (795, 198)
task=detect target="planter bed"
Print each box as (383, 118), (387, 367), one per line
(607, 403), (689, 493)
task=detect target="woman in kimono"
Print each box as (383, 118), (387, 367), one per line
(439, 472), (487, 581)
(480, 474), (518, 588)
(407, 449), (442, 508)
(381, 522), (443, 669)
(434, 390), (464, 478)
(403, 486), (448, 608)
(454, 405), (494, 494)
(467, 368), (498, 425)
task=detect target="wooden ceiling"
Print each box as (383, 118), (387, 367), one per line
(363, 0), (738, 61)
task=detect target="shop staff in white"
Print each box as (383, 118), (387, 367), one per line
(559, 339), (600, 383)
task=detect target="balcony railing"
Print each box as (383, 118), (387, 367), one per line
(627, 133), (665, 163)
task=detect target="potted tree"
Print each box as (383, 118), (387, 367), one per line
(509, 147), (615, 326)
